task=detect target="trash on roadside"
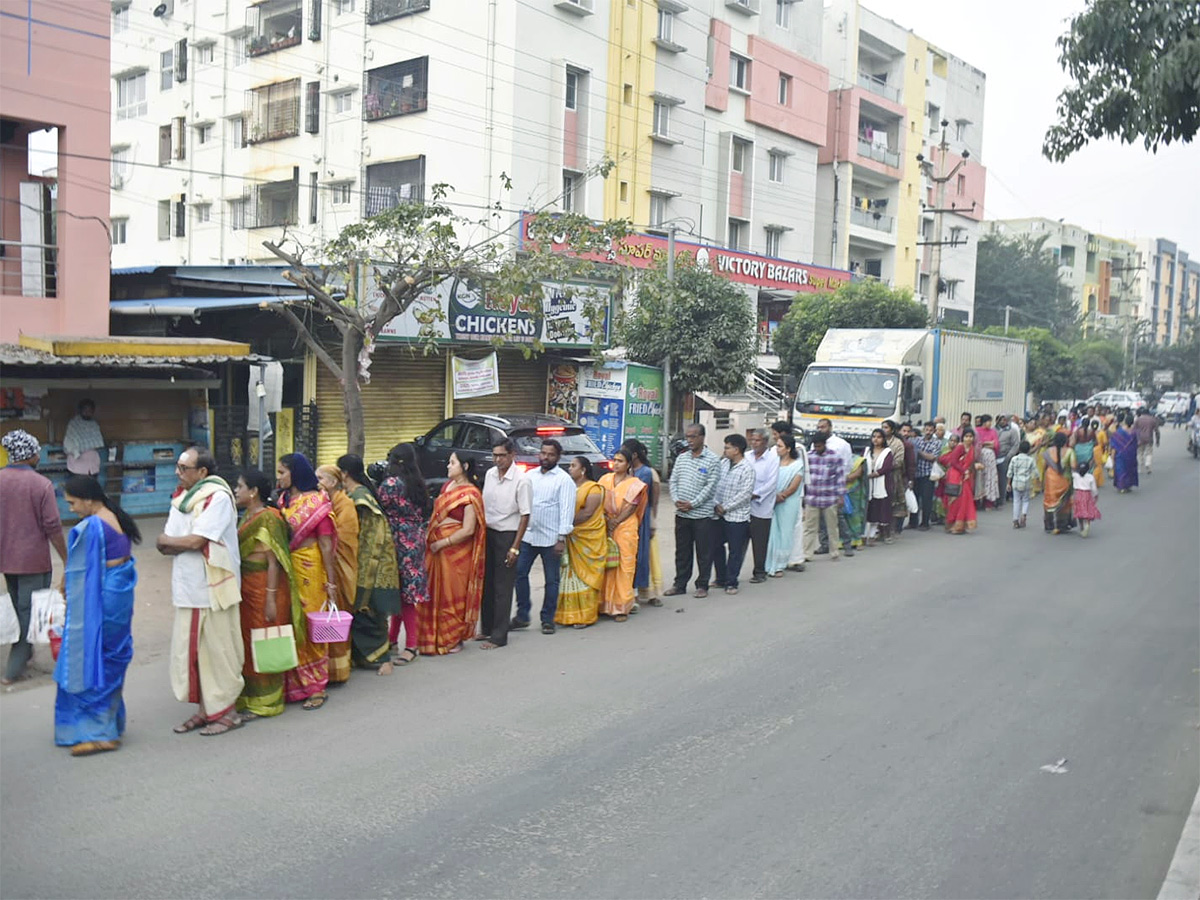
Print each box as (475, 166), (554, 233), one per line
(1040, 758), (1069, 774)
(675, 608), (686, 613)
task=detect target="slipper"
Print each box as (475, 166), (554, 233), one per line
(200, 713), (243, 736)
(645, 597), (664, 607)
(302, 695), (327, 711)
(173, 714), (206, 734)
(614, 614), (629, 622)
(394, 648), (418, 666)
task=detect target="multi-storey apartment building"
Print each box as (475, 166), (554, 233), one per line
(814, 2), (987, 323)
(1134, 238), (1197, 346)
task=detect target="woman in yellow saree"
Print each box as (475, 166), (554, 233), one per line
(317, 465), (358, 684)
(1092, 418), (1109, 487)
(233, 469), (296, 719)
(598, 448), (647, 622)
(277, 453), (338, 710)
(555, 457), (606, 628)
(1041, 431), (1076, 534)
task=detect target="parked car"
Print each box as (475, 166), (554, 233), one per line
(1086, 390), (1147, 412)
(375, 413), (611, 491)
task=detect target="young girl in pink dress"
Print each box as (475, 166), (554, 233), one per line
(1072, 462), (1101, 538)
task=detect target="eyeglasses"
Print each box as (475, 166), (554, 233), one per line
(176, 463), (199, 471)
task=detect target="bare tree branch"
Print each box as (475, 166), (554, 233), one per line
(274, 302), (344, 381)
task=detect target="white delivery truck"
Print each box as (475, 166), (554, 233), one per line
(794, 328), (1028, 445)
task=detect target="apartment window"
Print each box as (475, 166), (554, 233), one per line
(229, 198), (248, 230)
(173, 117), (186, 159)
(249, 0), (303, 57)
(948, 226), (965, 246)
(945, 279), (960, 300)
(257, 178), (299, 227)
(331, 182), (352, 205)
(562, 170), (581, 212)
(652, 102), (671, 137)
(927, 103), (940, 134)
(113, 5), (130, 33)
(728, 218), (747, 250)
(955, 120), (968, 141)
(918, 273), (930, 296)
(775, 0), (789, 28)
(196, 43), (215, 64)
(730, 53), (750, 91)
(196, 123), (214, 145)
(778, 74), (791, 105)
(649, 193), (668, 228)
(768, 151), (784, 183)
(365, 156), (425, 215)
(309, 171), (319, 223)
(367, 0), (431, 25)
(111, 146), (131, 186)
(248, 78), (301, 143)
(231, 32), (249, 67)
(333, 91), (354, 114)
(160, 49), (174, 92)
(158, 124), (172, 165)
(157, 200), (171, 240)
(364, 57), (429, 120)
(305, 81), (321, 133)
(566, 70), (579, 110)
(657, 9), (674, 42)
(175, 38), (188, 83)
(115, 72), (147, 119)
(623, 83), (633, 105)
(229, 116), (247, 149)
(731, 138), (749, 173)
(334, 0), (355, 12)
(111, 219), (128, 245)
(765, 228), (781, 257)
(956, 173), (966, 195)
(619, 181), (629, 203)
(195, 203), (211, 224)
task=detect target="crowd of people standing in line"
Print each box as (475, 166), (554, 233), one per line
(0, 399), (1169, 755)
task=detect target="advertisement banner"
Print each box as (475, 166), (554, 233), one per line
(622, 364), (665, 467)
(451, 352), (501, 399)
(577, 365), (626, 459)
(967, 368), (1005, 401)
(546, 362), (579, 420)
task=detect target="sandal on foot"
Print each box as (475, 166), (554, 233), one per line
(200, 714), (243, 736)
(644, 597), (664, 607)
(238, 711), (261, 723)
(614, 614), (629, 622)
(173, 714), (207, 734)
(302, 695), (328, 711)
(572, 623), (590, 629)
(394, 648), (418, 665)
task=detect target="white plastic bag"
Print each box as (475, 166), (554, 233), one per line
(930, 462), (946, 482)
(27, 589), (64, 645)
(905, 487), (919, 515)
(0, 594), (19, 645)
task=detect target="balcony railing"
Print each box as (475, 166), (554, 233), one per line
(857, 138), (900, 169)
(248, 32), (301, 56)
(851, 207), (894, 233)
(0, 239), (58, 298)
(367, 0), (429, 24)
(364, 87), (427, 121)
(857, 71), (901, 103)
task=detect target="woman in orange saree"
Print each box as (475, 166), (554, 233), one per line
(418, 453), (485, 655)
(277, 453), (338, 710)
(598, 448), (647, 622)
(233, 469), (295, 719)
(317, 465), (358, 684)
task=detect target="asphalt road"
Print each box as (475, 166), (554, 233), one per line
(2, 432), (1197, 899)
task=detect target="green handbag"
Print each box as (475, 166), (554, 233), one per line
(250, 625), (299, 674)
(605, 537), (621, 569)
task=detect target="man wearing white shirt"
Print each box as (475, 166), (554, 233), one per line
(815, 418), (855, 557)
(747, 428), (779, 584)
(512, 439), (576, 635)
(478, 439), (531, 649)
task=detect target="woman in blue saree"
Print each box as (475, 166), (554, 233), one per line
(56, 475), (139, 757)
(1109, 415), (1139, 493)
(765, 434), (804, 576)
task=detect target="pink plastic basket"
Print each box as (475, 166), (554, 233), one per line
(306, 607), (353, 643)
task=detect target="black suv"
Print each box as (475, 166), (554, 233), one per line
(390, 413), (611, 490)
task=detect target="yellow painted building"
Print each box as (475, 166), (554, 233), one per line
(603, 0), (655, 226)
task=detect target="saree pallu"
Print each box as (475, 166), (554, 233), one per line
(632, 465), (654, 591)
(940, 445), (977, 533)
(598, 473), (646, 617)
(1110, 428), (1139, 491)
(349, 486), (402, 668)
(55, 516), (136, 747)
(1042, 448), (1075, 530)
(284, 542), (329, 701)
(1093, 431), (1109, 487)
(556, 482), (607, 626)
(765, 460), (804, 574)
(327, 491), (359, 683)
(236, 508), (296, 717)
(418, 483), (486, 654)
(844, 457), (868, 546)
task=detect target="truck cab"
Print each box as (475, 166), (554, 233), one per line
(794, 365), (924, 447)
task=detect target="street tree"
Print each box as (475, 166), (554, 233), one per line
(974, 235), (1078, 338)
(772, 280), (927, 377)
(263, 177), (629, 455)
(617, 258), (756, 395)
(1044, 0), (1200, 161)
(1070, 338), (1125, 395)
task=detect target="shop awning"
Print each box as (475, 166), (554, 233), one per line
(4, 335), (265, 368)
(109, 295), (304, 317)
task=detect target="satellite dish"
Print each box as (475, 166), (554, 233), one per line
(152, 3), (168, 16)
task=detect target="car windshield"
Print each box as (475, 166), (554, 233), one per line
(513, 431), (600, 455)
(796, 367), (900, 414)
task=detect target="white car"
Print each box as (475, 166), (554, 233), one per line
(1087, 390), (1147, 411)
(1154, 391), (1190, 419)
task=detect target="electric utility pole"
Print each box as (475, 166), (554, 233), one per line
(660, 223), (675, 478)
(916, 120), (971, 326)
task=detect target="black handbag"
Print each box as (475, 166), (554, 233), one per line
(944, 480), (962, 497)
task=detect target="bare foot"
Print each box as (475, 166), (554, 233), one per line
(377, 661), (393, 675)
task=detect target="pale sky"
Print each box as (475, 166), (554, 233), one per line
(879, 0), (1199, 254)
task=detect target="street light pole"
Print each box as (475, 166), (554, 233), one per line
(1004, 304), (1012, 336)
(660, 224), (675, 478)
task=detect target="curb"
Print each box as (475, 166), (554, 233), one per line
(1158, 782), (1200, 900)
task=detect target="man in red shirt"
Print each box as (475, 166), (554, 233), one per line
(0, 430), (67, 684)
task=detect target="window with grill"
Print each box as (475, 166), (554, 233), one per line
(175, 38), (188, 82)
(174, 196), (187, 237)
(248, 79), (301, 143)
(364, 57), (428, 120)
(305, 81), (320, 133)
(365, 156), (425, 216)
(367, 0), (430, 25)
(248, 0), (303, 57)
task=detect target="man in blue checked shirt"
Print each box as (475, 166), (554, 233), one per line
(666, 424), (721, 599)
(511, 439), (576, 635)
(711, 433), (755, 595)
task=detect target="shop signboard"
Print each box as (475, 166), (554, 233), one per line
(623, 364), (664, 467)
(575, 363), (664, 464)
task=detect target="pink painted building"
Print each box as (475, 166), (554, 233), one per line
(0, 2), (111, 342)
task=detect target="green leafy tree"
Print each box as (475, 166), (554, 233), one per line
(974, 235), (1078, 338)
(1044, 0), (1199, 161)
(617, 259), (756, 395)
(265, 173), (629, 455)
(772, 280), (928, 376)
(1070, 338), (1125, 395)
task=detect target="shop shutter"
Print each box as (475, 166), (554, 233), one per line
(453, 351), (548, 417)
(315, 346), (445, 466)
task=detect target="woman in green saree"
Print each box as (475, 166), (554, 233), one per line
(843, 453), (868, 549)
